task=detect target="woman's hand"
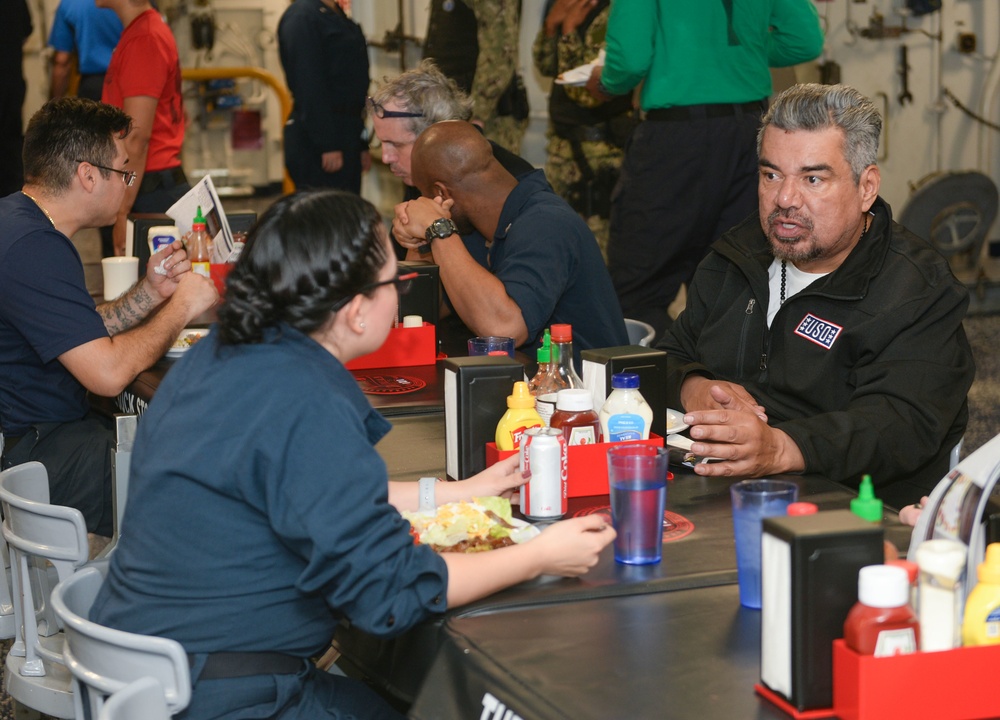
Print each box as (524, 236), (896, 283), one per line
(455, 454), (523, 505)
(531, 515), (615, 576)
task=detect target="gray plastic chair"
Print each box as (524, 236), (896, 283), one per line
(624, 318), (656, 347)
(0, 461), (89, 719)
(98, 676), (171, 720)
(51, 566), (192, 719)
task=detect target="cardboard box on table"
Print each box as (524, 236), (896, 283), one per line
(485, 434), (665, 498)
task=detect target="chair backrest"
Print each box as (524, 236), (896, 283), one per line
(98, 676), (171, 720)
(624, 318), (656, 347)
(0, 462), (89, 567)
(51, 566), (192, 717)
(0, 461), (89, 670)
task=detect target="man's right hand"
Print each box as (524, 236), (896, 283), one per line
(172, 271), (219, 323)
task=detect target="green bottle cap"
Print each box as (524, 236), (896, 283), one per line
(536, 329), (551, 363)
(193, 205), (206, 229)
(850, 474), (883, 522)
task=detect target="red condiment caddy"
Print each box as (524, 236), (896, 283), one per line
(485, 434), (665, 498)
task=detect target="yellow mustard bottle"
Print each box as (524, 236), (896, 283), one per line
(962, 542), (1000, 646)
(495, 381), (544, 451)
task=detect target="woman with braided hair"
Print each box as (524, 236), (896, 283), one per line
(90, 190), (613, 719)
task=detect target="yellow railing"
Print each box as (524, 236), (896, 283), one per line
(181, 66), (295, 195)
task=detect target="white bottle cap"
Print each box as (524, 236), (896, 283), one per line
(858, 565), (910, 608)
(555, 388), (593, 411)
(914, 539), (967, 582)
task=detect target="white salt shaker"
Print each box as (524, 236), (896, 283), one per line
(914, 539), (967, 651)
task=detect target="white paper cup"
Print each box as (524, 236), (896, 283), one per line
(102, 256), (139, 301)
(402, 315), (423, 328)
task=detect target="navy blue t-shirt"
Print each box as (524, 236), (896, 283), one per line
(485, 170), (628, 359)
(0, 192), (108, 436)
(91, 326), (448, 657)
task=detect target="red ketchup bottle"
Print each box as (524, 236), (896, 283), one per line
(843, 564), (919, 656)
(549, 389), (600, 445)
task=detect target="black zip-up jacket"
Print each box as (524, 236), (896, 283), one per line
(661, 198), (975, 508)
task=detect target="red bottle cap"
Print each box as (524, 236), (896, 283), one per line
(549, 324), (572, 342)
(787, 502), (819, 516)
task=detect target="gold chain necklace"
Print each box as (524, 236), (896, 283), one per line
(21, 191), (56, 228)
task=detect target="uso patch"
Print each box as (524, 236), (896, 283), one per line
(794, 314), (843, 349)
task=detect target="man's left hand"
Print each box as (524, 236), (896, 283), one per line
(392, 196), (455, 253)
(684, 385), (805, 478)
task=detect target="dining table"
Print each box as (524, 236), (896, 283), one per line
(332, 411), (914, 717)
(110, 321), (915, 719)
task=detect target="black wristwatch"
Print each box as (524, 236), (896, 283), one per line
(425, 217), (458, 243)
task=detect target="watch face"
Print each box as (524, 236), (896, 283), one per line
(426, 218), (456, 242)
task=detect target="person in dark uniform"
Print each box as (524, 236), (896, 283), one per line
(423, 0), (527, 154)
(278, 0), (370, 193)
(0, 0), (33, 198)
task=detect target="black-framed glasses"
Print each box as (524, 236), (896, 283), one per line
(367, 96), (424, 120)
(77, 159), (137, 187)
(332, 271), (418, 311)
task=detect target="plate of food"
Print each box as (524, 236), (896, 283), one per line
(666, 408), (689, 434)
(401, 497), (539, 553)
(166, 328), (209, 359)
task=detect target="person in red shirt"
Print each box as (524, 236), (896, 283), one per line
(99, 0), (187, 256)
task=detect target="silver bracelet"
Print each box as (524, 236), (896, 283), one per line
(418, 477), (439, 512)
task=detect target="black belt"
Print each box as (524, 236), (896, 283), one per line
(139, 166), (188, 195)
(192, 652), (304, 680)
(645, 100), (766, 122)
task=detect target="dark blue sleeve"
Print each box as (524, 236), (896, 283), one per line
(491, 218), (579, 342)
(258, 393), (449, 636)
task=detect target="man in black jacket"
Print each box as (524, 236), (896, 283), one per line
(661, 83), (975, 508)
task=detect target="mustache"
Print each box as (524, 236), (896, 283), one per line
(766, 209), (814, 234)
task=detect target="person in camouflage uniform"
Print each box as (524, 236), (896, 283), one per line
(424, 0), (528, 154)
(533, 0), (634, 259)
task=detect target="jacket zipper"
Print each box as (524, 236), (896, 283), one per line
(737, 299), (755, 376)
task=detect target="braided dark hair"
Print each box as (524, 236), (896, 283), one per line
(218, 191), (388, 345)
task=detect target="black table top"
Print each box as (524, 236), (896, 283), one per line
(409, 583), (795, 720)
(332, 466), (912, 706)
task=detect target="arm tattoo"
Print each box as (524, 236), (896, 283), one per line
(97, 282), (157, 335)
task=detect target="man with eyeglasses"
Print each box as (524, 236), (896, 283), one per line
(369, 60), (534, 260)
(98, 0), (188, 257)
(278, 0), (370, 194)
(0, 98), (218, 545)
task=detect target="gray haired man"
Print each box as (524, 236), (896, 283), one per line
(660, 83), (975, 509)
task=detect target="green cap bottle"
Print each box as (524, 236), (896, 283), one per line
(850, 474), (883, 522)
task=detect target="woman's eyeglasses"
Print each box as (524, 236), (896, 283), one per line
(366, 97), (424, 120)
(77, 160), (137, 187)
(332, 272), (418, 311)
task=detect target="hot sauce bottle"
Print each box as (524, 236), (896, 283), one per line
(843, 564), (919, 656)
(186, 206), (211, 279)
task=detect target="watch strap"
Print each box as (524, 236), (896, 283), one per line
(418, 476), (439, 512)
